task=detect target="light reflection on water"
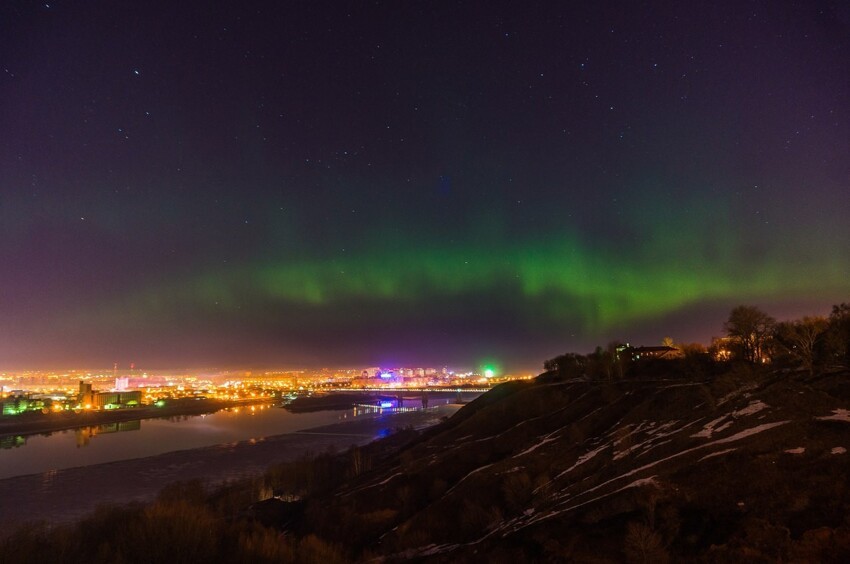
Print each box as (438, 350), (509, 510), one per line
(0, 393), (476, 479)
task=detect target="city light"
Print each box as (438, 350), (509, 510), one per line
(0, 363), (521, 420)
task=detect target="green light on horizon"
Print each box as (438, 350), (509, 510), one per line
(78, 206), (850, 340)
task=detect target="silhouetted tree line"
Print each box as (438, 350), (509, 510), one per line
(0, 422), (426, 564)
(722, 302), (850, 373)
(544, 302), (850, 379)
(0, 482), (345, 564)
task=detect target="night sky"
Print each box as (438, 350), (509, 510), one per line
(1, 1), (848, 370)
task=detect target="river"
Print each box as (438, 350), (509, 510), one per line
(0, 392), (479, 479)
(0, 392), (480, 524)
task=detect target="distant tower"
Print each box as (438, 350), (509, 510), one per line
(78, 381), (94, 405)
(113, 363), (118, 380)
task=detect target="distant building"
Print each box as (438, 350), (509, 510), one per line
(78, 381), (95, 406)
(616, 345), (678, 361)
(77, 381), (141, 409)
(92, 390), (142, 409)
(630, 346), (678, 360)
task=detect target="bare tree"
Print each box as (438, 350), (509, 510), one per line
(775, 316), (828, 374)
(724, 305), (776, 364)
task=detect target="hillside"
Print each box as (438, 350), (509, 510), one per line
(281, 367), (850, 562)
(4, 366), (850, 563)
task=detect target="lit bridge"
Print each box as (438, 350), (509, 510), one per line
(326, 387), (492, 393)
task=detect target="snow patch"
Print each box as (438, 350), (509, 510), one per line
(613, 443), (644, 461)
(692, 415), (729, 438)
(446, 463), (496, 495)
(692, 401), (771, 439)
(784, 447), (805, 454)
(576, 405), (603, 423)
(734, 400), (769, 417)
(716, 421), (788, 442)
(514, 436), (558, 457)
(716, 383), (758, 406)
(714, 420), (733, 434)
(636, 439), (673, 459)
(651, 420), (682, 436)
(558, 421), (790, 512)
(818, 409), (850, 422)
(699, 448), (737, 461)
(553, 444), (609, 480)
(524, 477), (660, 529)
(376, 472), (403, 486)
(832, 447), (846, 455)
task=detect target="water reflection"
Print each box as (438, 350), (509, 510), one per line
(75, 420), (141, 447)
(0, 402), (321, 479)
(0, 405), (283, 451)
(39, 468), (58, 494)
(0, 393), (480, 479)
(0, 396), (464, 451)
(1, 435), (27, 449)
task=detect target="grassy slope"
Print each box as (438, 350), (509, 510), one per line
(296, 368), (850, 562)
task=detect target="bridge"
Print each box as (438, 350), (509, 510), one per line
(329, 387), (491, 393)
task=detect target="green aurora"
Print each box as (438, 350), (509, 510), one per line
(95, 224), (849, 338)
(3, 1), (850, 370)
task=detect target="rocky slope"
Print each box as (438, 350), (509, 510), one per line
(289, 368), (850, 562)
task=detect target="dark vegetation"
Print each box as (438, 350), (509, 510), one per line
(543, 302), (850, 382)
(2, 304), (850, 562)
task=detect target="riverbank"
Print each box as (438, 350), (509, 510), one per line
(0, 397), (276, 439)
(0, 403), (461, 525)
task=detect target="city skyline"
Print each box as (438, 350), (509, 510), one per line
(2, 1), (848, 370)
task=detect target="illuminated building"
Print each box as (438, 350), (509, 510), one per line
(92, 391), (142, 409)
(78, 381), (94, 406)
(77, 380), (141, 409)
